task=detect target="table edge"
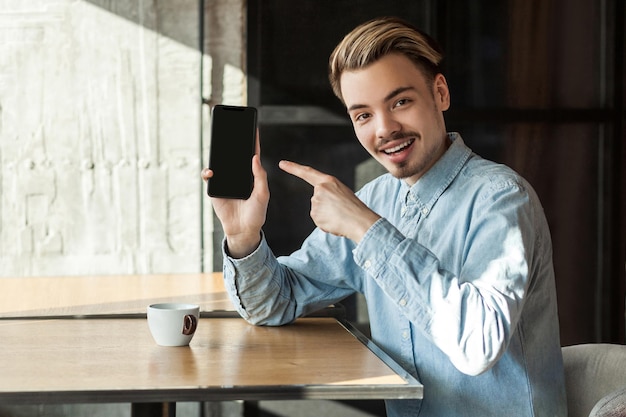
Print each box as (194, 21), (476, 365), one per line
(0, 383), (422, 405)
(0, 316), (423, 404)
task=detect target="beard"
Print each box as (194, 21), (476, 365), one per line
(390, 157), (428, 180)
(378, 131), (446, 181)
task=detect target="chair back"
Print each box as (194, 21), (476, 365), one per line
(562, 344), (626, 417)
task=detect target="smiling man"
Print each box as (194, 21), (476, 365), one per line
(202, 17), (567, 417)
(342, 58), (450, 183)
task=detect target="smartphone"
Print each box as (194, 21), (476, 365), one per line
(207, 105), (257, 199)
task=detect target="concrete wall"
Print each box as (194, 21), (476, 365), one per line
(0, 0), (245, 277)
(0, 1), (244, 416)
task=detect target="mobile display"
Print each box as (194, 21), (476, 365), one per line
(207, 105), (257, 199)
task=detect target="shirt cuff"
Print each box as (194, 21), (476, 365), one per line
(222, 232), (267, 275)
(353, 217), (404, 276)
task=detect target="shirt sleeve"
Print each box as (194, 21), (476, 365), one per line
(222, 230), (356, 326)
(352, 180), (539, 376)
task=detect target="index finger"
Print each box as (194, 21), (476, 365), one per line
(278, 160), (329, 186)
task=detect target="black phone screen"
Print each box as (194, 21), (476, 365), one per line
(207, 105), (257, 199)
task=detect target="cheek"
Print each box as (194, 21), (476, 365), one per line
(354, 125), (376, 152)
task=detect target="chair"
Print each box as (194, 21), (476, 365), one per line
(562, 344), (626, 417)
(589, 387), (626, 417)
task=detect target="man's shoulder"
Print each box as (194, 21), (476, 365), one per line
(462, 154), (528, 188)
(453, 153), (543, 209)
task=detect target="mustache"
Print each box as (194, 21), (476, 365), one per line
(377, 131), (420, 147)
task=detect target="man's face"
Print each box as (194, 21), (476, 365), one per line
(341, 53), (451, 185)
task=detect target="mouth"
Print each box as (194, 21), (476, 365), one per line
(381, 138), (415, 155)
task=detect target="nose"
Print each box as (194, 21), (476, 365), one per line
(375, 112), (401, 139)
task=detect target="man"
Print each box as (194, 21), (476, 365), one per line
(202, 17), (567, 417)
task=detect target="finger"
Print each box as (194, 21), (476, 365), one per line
(252, 133), (267, 189)
(251, 154), (269, 197)
(255, 129), (261, 157)
(278, 160), (328, 186)
(252, 154), (266, 182)
(201, 168), (213, 181)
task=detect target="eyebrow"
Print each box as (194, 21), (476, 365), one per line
(347, 86), (416, 112)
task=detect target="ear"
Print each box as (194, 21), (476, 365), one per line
(433, 74), (451, 111)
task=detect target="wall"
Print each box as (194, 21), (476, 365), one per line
(0, 0), (245, 277)
(0, 0), (245, 416)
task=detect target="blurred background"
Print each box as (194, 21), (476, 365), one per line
(246, 0), (625, 349)
(0, 0), (623, 416)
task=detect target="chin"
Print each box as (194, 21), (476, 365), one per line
(388, 163), (413, 179)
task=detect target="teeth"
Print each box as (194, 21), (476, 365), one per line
(383, 139), (413, 154)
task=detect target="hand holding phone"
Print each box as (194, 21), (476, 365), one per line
(207, 105), (257, 199)
(204, 153), (269, 258)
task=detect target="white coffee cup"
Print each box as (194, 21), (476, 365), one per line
(147, 303), (200, 347)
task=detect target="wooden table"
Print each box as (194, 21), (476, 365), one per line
(0, 274), (423, 415)
(0, 273), (232, 318)
(0, 317), (421, 404)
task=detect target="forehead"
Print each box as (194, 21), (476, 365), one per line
(340, 53), (429, 109)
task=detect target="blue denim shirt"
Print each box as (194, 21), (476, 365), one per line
(222, 133), (567, 417)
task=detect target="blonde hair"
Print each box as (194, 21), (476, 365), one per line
(329, 17), (444, 102)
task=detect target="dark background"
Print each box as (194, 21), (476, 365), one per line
(245, 0), (625, 347)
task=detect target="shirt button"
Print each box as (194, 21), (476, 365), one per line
(399, 298), (407, 306)
(421, 207), (429, 215)
(363, 260), (372, 269)
(401, 206), (407, 216)
(402, 331), (410, 340)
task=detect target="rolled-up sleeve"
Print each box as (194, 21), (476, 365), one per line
(353, 180), (535, 376)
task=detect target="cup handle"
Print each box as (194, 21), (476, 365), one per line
(182, 314), (198, 335)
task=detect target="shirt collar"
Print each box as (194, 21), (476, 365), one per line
(404, 132), (472, 216)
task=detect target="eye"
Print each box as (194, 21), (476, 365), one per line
(393, 98), (410, 108)
(354, 112), (371, 123)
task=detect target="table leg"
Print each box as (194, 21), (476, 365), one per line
(131, 402), (176, 417)
(242, 400), (260, 417)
